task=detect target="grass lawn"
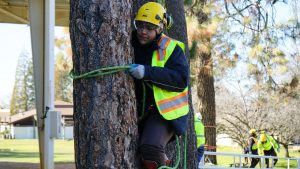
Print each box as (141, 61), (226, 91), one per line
(0, 139), (74, 163)
(1, 139), (299, 168)
(216, 145), (300, 168)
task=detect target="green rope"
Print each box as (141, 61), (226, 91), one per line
(70, 65), (146, 120)
(158, 135), (181, 169)
(70, 65), (188, 169)
(158, 132), (187, 169)
(69, 65), (130, 80)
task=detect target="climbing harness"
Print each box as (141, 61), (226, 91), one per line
(70, 65), (188, 169)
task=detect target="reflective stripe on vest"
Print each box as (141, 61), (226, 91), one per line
(152, 35), (189, 120)
(158, 91), (188, 114)
(157, 37), (171, 61)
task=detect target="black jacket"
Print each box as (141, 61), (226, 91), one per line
(131, 31), (189, 135)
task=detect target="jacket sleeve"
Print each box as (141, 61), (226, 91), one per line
(143, 45), (189, 92)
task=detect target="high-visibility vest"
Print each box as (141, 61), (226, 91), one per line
(152, 35), (189, 120)
(194, 115), (205, 148)
(258, 135), (278, 155)
(248, 137), (258, 150)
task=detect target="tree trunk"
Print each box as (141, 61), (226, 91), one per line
(197, 46), (217, 164)
(166, 1), (197, 168)
(70, 1), (139, 168)
(283, 144), (290, 158)
(196, 0), (217, 164)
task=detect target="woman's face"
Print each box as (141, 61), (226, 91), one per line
(135, 21), (162, 45)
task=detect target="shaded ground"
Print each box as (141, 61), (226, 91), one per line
(0, 162), (75, 169)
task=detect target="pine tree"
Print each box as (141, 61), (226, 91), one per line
(70, 1), (139, 168)
(55, 52), (73, 102)
(10, 49), (35, 115)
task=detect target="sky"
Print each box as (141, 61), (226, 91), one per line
(0, 23), (31, 107)
(0, 23), (65, 108)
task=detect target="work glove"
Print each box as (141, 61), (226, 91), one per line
(129, 64), (145, 79)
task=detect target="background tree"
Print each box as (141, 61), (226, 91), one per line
(216, 79), (300, 157)
(10, 49), (35, 115)
(192, 0), (300, 159)
(165, 0), (198, 168)
(212, 0), (298, 92)
(55, 29), (73, 102)
(268, 97), (300, 157)
(70, 1), (139, 168)
(55, 53), (73, 102)
(186, 0), (218, 164)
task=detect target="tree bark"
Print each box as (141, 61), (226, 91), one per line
(283, 144), (290, 158)
(197, 44), (217, 164)
(166, 0), (197, 168)
(196, 0), (217, 164)
(70, 1), (139, 168)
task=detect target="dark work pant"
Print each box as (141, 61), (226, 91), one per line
(264, 147), (277, 168)
(197, 145), (205, 163)
(139, 112), (175, 167)
(250, 150), (259, 168)
(250, 157), (259, 168)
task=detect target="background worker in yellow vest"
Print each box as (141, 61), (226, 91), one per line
(247, 129), (259, 168)
(194, 113), (205, 165)
(130, 2), (189, 169)
(258, 133), (280, 168)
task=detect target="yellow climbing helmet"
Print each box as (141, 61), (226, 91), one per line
(249, 129), (256, 134)
(135, 2), (172, 29)
(260, 133), (267, 142)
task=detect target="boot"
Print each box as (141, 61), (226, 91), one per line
(143, 160), (158, 169)
(166, 159), (171, 166)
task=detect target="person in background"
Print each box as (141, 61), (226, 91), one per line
(130, 2), (189, 169)
(194, 112), (205, 165)
(247, 129), (259, 168)
(243, 146), (249, 165)
(258, 132), (280, 168)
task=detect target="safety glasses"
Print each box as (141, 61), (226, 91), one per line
(134, 21), (158, 31)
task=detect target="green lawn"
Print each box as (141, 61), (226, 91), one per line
(1, 139), (299, 168)
(216, 146), (300, 168)
(0, 139), (74, 163)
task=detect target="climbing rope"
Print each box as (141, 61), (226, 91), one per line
(70, 65), (188, 169)
(158, 135), (181, 169)
(70, 65), (146, 120)
(69, 65), (130, 80)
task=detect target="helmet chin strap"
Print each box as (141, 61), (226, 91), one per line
(155, 26), (163, 36)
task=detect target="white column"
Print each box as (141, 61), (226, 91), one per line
(29, 0), (55, 169)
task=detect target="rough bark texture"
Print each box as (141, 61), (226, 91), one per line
(194, 0), (217, 164)
(70, 1), (139, 168)
(197, 52), (217, 164)
(166, 0), (198, 168)
(283, 144), (290, 158)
